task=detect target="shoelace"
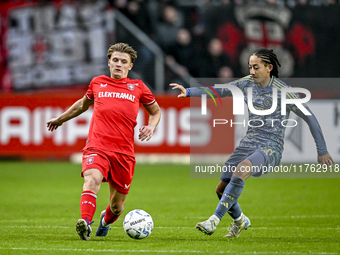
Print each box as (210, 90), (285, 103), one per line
(211, 219), (218, 228)
(101, 226), (111, 231)
(85, 217), (94, 226)
(97, 225), (111, 235)
(204, 219), (215, 229)
(98, 218), (111, 232)
(229, 223), (240, 234)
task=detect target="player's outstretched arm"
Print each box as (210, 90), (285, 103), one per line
(169, 83), (187, 98)
(291, 105), (334, 166)
(46, 95), (94, 132)
(139, 102), (161, 141)
(318, 153), (334, 168)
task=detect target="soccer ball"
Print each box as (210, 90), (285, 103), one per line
(123, 209), (153, 239)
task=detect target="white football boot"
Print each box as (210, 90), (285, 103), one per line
(224, 214), (251, 238)
(196, 215), (220, 235)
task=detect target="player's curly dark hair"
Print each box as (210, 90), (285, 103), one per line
(107, 43), (137, 63)
(252, 48), (281, 78)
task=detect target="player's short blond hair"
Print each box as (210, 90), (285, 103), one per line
(107, 43), (137, 63)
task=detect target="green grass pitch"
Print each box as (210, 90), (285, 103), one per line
(0, 161), (339, 254)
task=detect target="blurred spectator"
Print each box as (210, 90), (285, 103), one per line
(218, 66), (234, 79)
(217, 66), (235, 83)
(233, 0), (245, 5)
(167, 28), (200, 77)
(202, 0), (234, 41)
(266, 0), (278, 5)
(326, 0), (336, 5)
(155, 5), (184, 53)
(221, 0), (232, 4)
(144, 0), (159, 38)
(113, 0), (152, 35)
(297, 0), (308, 5)
(144, 0), (179, 38)
(191, 0), (209, 37)
(199, 38), (233, 78)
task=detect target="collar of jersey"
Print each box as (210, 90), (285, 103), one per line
(106, 75), (130, 84)
(257, 76), (274, 93)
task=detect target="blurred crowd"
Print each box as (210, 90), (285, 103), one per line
(2, 0), (339, 93)
(109, 0), (339, 84)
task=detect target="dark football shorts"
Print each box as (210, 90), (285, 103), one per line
(220, 146), (281, 182)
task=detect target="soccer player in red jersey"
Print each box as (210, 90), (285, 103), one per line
(47, 43), (161, 240)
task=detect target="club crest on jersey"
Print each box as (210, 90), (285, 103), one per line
(127, 83), (138, 91)
(263, 97), (273, 108)
(86, 157), (94, 165)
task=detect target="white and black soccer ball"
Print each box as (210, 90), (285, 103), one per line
(123, 209), (153, 239)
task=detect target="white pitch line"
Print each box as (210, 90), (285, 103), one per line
(1, 225), (70, 229)
(0, 247), (338, 255)
(1, 225), (339, 230)
(190, 215), (340, 220)
(0, 214), (338, 224)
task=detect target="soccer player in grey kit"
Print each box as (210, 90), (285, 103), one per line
(170, 48), (334, 238)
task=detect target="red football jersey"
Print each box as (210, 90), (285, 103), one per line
(83, 75), (156, 156)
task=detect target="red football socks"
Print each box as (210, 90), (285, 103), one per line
(80, 190), (97, 224)
(103, 204), (122, 225)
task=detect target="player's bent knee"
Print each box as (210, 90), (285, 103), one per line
(83, 169), (103, 190)
(110, 202), (124, 214)
(83, 178), (101, 193)
(233, 159), (253, 179)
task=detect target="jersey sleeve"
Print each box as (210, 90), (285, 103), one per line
(186, 76), (251, 98)
(290, 102), (329, 156)
(140, 82), (156, 105)
(86, 78), (95, 100)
